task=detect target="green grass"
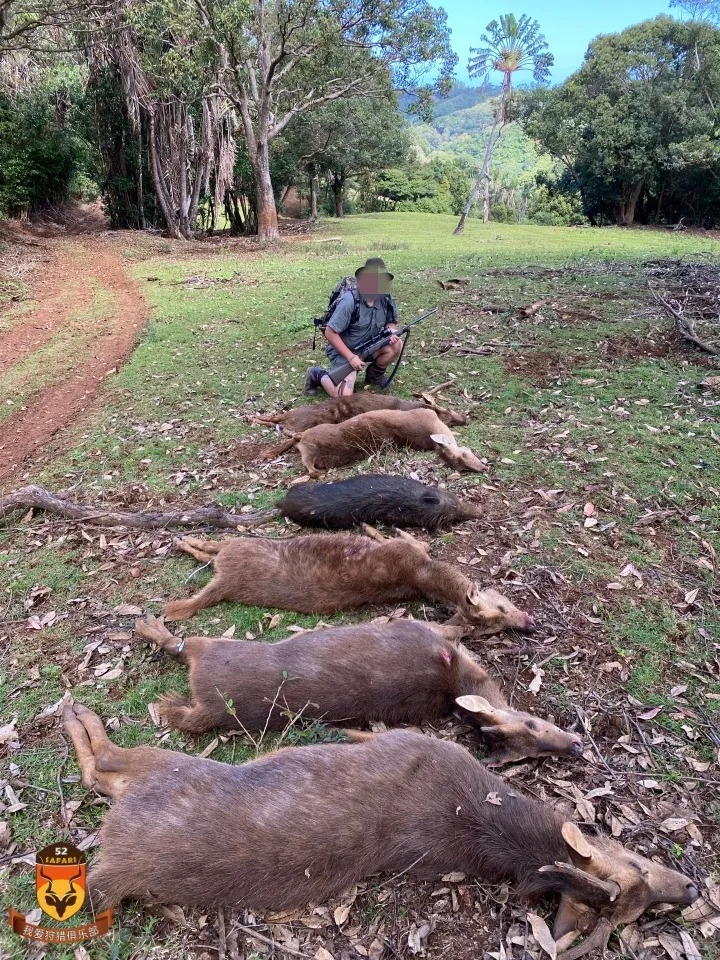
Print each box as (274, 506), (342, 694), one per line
(1, 213), (719, 958)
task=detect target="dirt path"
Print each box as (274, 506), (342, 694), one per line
(0, 237), (147, 483)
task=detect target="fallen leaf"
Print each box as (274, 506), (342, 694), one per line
(0, 719), (19, 746)
(221, 625), (236, 638)
(659, 817), (691, 833)
(0, 821), (11, 849)
(95, 667), (123, 682)
(528, 665), (544, 695)
(369, 939), (384, 960)
(657, 932), (684, 960)
(114, 604), (143, 616)
(679, 930), (702, 960)
(199, 738), (219, 759)
(583, 503), (596, 517)
(408, 921), (432, 955)
(638, 706), (663, 721)
(485, 792), (502, 805)
(160, 904), (188, 926)
(333, 904), (351, 927)
(314, 948), (335, 960)
(684, 588), (700, 605)
(527, 912), (557, 960)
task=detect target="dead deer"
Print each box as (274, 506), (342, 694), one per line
(255, 394), (469, 432)
(162, 530), (535, 634)
(63, 702), (698, 959)
(263, 408), (485, 475)
(137, 615), (581, 765)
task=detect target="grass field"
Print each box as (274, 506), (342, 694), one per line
(1, 213), (719, 960)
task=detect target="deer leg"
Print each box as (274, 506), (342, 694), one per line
(393, 528), (431, 553)
(73, 704), (172, 798)
(63, 704), (130, 797)
(62, 703), (99, 791)
(296, 440), (321, 478)
(174, 537), (219, 564)
(362, 523), (387, 542)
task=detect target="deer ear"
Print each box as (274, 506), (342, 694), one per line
(430, 432), (455, 448)
(562, 822), (595, 863)
(455, 694), (498, 719)
(465, 584), (485, 607)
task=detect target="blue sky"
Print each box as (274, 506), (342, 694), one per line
(441, 0), (676, 83)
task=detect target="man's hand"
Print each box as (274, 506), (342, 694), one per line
(349, 354), (365, 371)
(385, 326), (400, 345)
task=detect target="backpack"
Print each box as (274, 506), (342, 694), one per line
(312, 277), (397, 349)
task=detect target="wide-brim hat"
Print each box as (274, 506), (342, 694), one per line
(355, 257), (394, 281)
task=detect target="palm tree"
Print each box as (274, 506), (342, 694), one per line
(453, 14), (553, 235)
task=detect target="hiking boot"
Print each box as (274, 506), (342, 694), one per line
(364, 362), (391, 389)
(304, 366), (328, 395)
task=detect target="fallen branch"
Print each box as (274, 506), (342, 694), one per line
(0, 485), (274, 530)
(649, 286), (719, 356)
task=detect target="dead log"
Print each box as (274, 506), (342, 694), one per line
(0, 485), (275, 530)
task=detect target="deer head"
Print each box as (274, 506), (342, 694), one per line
(539, 823), (699, 960)
(457, 585), (536, 634)
(455, 695), (583, 765)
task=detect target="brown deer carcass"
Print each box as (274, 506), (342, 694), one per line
(63, 702), (698, 960)
(264, 408), (486, 475)
(255, 393), (469, 433)
(162, 531), (535, 634)
(137, 615), (581, 765)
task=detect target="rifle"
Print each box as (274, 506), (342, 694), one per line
(328, 307), (438, 388)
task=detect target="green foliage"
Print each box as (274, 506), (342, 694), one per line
(469, 13), (554, 87)
(521, 16), (720, 226)
(528, 183), (586, 225)
(0, 65), (93, 216)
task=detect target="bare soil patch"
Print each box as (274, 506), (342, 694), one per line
(0, 235), (148, 483)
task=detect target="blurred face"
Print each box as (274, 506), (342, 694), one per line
(357, 271), (391, 297)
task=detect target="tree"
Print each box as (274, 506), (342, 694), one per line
(0, 64), (91, 217)
(670, 0), (720, 23)
(86, 0), (237, 240)
(194, 0), (455, 242)
(281, 93), (410, 218)
(0, 0), (90, 56)
(453, 12), (552, 234)
(521, 17), (720, 226)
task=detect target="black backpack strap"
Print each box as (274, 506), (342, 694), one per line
(349, 289), (361, 326)
(384, 295), (398, 326)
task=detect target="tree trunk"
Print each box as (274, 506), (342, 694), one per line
(454, 98), (504, 234)
(309, 164), (318, 221)
(136, 124), (146, 230)
(253, 140), (280, 242)
(332, 175), (345, 217)
(656, 181), (666, 223)
(618, 179), (644, 226)
(147, 113), (181, 239)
